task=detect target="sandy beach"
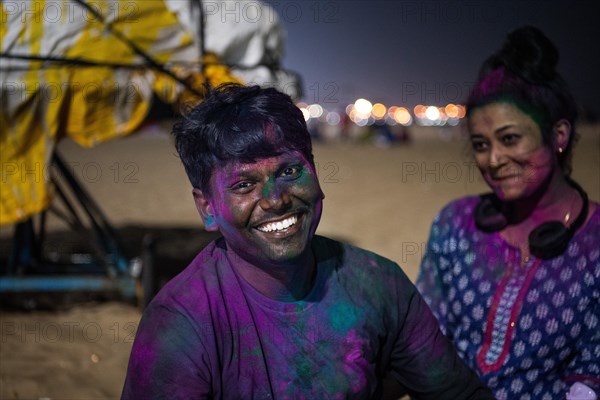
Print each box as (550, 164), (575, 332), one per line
(1, 123), (598, 399)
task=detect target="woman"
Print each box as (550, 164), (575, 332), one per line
(417, 26), (599, 399)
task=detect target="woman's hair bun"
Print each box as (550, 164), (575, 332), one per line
(482, 26), (559, 84)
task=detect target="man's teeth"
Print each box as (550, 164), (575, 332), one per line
(257, 215), (298, 232)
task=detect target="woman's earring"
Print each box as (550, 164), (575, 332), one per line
(558, 147), (564, 154)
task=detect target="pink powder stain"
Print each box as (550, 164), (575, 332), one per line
(342, 330), (369, 392)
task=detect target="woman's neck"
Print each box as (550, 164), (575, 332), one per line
(506, 172), (579, 226)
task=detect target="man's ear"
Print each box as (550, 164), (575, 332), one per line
(553, 119), (571, 152)
(192, 188), (218, 232)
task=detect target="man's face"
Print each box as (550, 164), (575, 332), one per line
(195, 151), (323, 268)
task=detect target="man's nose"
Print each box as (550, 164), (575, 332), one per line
(258, 179), (291, 210)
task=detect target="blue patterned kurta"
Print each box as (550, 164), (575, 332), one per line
(417, 196), (600, 400)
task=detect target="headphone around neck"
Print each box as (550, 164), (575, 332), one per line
(474, 178), (589, 259)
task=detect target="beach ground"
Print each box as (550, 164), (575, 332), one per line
(1, 123), (598, 399)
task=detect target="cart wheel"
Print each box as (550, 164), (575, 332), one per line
(137, 234), (156, 309)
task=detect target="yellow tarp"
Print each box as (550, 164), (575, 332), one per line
(0, 0), (239, 225)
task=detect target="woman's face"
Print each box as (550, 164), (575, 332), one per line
(468, 102), (557, 201)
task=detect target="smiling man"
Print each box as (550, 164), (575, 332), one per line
(121, 84), (493, 399)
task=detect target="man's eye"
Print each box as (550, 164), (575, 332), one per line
(231, 181), (254, 192)
(281, 166), (301, 178)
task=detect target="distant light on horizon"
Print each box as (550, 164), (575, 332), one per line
(371, 103), (387, 119)
(414, 105), (425, 119)
(445, 104), (459, 118)
(326, 111), (341, 125)
(394, 107), (411, 125)
(308, 104), (324, 118)
(303, 100), (466, 127)
(354, 98), (373, 115)
(425, 106), (440, 120)
(300, 107), (310, 121)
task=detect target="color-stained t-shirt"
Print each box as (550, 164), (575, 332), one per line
(417, 196), (600, 400)
(122, 235), (493, 399)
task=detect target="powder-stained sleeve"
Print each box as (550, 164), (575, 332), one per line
(121, 304), (212, 399)
(388, 272), (494, 399)
(416, 199), (465, 337)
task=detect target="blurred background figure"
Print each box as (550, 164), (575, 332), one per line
(417, 26), (599, 400)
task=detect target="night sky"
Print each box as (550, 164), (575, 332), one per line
(265, 0), (600, 117)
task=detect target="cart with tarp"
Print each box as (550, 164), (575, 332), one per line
(0, 0), (301, 306)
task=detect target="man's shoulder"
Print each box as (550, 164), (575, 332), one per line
(314, 235), (407, 278)
(149, 238), (229, 310)
(314, 236), (416, 308)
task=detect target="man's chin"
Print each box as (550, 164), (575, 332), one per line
(258, 240), (313, 266)
(229, 234), (313, 267)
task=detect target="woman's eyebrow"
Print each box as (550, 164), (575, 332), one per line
(494, 124), (516, 134)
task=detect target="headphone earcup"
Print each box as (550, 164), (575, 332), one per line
(529, 221), (570, 259)
(474, 195), (508, 233)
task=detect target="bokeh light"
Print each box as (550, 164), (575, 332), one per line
(414, 105), (426, 119)
(308, 104), (324, 118)
(326, 111), (341, 125)
(354, 98), (373, 115)
(394, 107), (412, 125)
(445, 103), (459, 118)
(371, 103), (387, 119)
(425, 106), (440, 120)
(300, 107), (310, 121)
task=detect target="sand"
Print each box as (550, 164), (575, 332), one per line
(1, 123), (598, 399)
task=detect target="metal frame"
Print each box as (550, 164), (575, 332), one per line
(0, 152), (138, 302)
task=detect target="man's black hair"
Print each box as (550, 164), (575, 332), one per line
(173, 83), (314, 194)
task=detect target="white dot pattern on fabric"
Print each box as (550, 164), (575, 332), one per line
(416, 197), (600, 399)
(526, 288), (540, 303)
(514, 341), (525, 357)
(463, 290), (475, 305)
(472, 267), (484, 280)
(542, 279), (556, 293)
(578, 256), (588, 271)
(519, 314), (532, 330)
(560, 268), (572, 282)
(552, 292), (565, 307)
(472, 305), (484, 321)
(470, 331), (482, 345)
(511, 378), (524, 393)
(554, 335), (567, 348)
(569, 282), (581, 297)
(545, 318), (558, 335)
(478, 281), (491, 294)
